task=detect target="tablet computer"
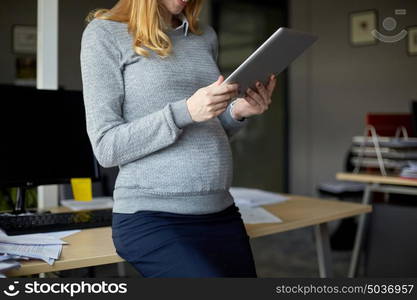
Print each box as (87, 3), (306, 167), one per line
(224, 27), (318, 97)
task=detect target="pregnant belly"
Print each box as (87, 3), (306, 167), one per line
(115, 120), (233, 194)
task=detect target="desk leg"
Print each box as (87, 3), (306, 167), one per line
(314, 223), (333, 278)
(348, 184), (372, 278)
(117, 262), (126, 277)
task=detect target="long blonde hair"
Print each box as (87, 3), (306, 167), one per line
(86, 0), (204, 58)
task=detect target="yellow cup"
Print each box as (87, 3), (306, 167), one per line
(70, 178), (93, 201)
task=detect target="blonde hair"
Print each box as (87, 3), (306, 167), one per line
(86, 0), (204, 58)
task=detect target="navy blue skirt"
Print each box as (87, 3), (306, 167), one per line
(111, 203), (257, 278)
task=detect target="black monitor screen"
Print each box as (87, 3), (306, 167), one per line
(0, 85), (99, 187)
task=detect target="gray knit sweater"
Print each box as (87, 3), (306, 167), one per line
(80, 18), (248, 214)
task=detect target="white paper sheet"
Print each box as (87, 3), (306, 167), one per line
(401, 161), (417, 179)
(0, 235), (67, 245)
(230, 187), (288, 207)
(25, 254), (56, 265)
(0, 254), (29, 262)
(238, 206), (282, 224)
(0, 243), (62, 260)
(61, 197), (113, 211)
(22, 229), (81, 240)
(0, 229), (82, 245)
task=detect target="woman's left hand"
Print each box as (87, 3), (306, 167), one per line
(231, 74), (277, 120)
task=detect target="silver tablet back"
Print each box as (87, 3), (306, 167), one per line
(224, 28), (317, 97)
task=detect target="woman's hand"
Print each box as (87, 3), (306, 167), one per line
(186, 75), (238, 122)
(231, 74), (277, 120)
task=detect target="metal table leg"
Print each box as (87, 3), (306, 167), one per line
(117, 262), (126, 277)
(314, 222), (333, 278)
(348, 184), (372, 278)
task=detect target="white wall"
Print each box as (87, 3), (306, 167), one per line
(289, 0), (417, 195)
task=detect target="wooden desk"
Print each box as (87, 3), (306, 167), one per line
(6, 195), (371, 278)
(336, 173), (417, 187)
(246, 195), (371, 238)
(336, 172), (417, 278)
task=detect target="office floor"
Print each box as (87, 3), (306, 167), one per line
(250, 226), (352, 277)
(57, 220), (359, 278)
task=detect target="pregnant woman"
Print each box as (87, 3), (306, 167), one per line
(80, 0), (276, 277)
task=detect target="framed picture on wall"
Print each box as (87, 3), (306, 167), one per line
(408, 26), (417, 56)
(12, 25), (37, 54)
(15, 56), (37, 87)
(350, 10), (378, 46)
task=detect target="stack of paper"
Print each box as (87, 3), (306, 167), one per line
(229, 187), (288, 224)
(0, 230), (80, 277)
(400, 162), (417, 179)
(352, 136), (417, 148)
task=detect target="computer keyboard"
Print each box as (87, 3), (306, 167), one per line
(0, 209), (113, 236)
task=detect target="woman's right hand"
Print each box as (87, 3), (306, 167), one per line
(186, 75), (239, 122)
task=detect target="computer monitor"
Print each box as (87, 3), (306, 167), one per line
(0, 85), (99, 212)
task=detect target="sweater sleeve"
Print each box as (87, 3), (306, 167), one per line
(80, 21), (194, 168)
(205, 25), (249, 138)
